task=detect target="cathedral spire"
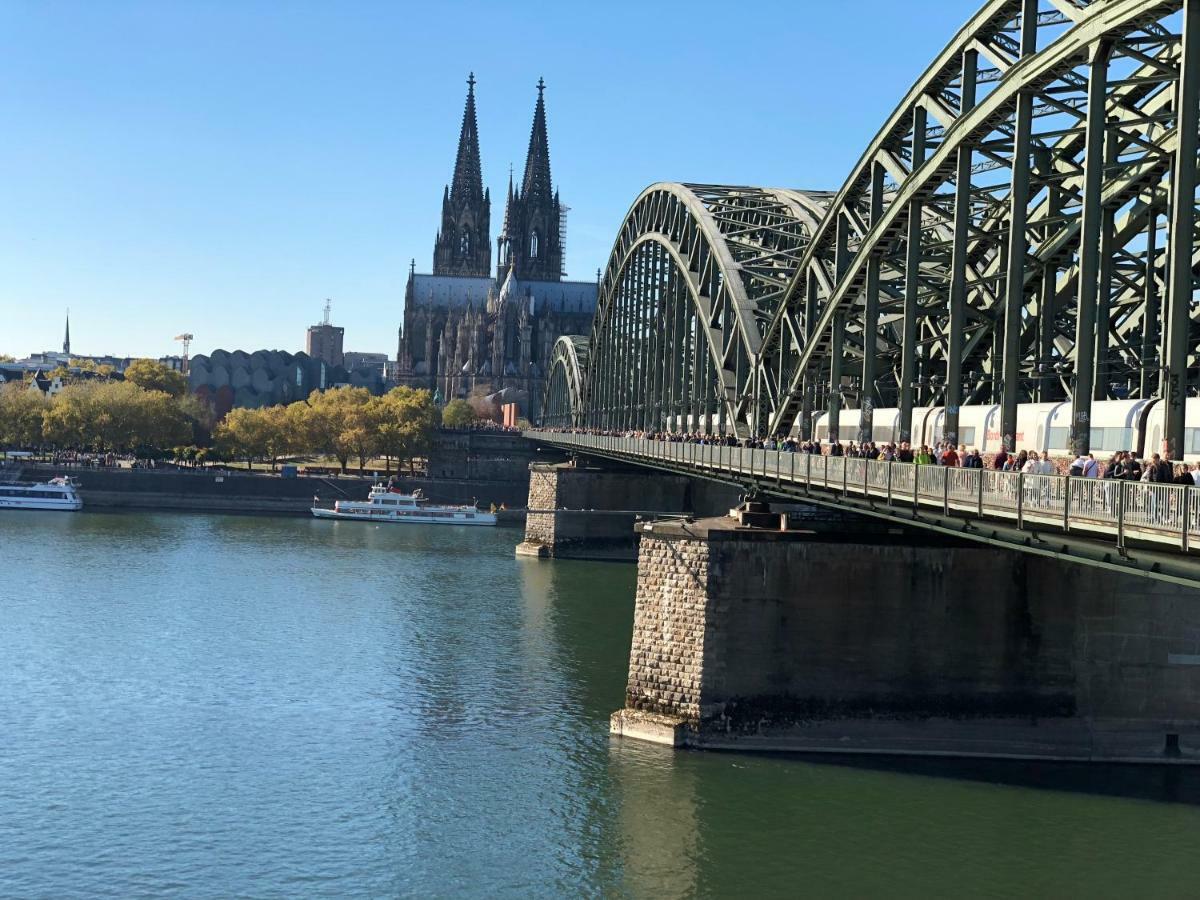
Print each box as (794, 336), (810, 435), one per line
(450, 72), (484, 204)
(521, 77), (552, 203)
(63, 309), (71, 357)
(433, 73), (491, 278)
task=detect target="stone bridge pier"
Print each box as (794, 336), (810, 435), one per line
(611, 513), (1200, 764)
(515, 461), (740, 561)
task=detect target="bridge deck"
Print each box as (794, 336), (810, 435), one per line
(526, 431), (1200, 587)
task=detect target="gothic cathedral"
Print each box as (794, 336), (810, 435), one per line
(396, 75), (596, 419)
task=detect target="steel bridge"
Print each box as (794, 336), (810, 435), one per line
(542, 0), (1200, 457)
(532, 0), (1200, 583)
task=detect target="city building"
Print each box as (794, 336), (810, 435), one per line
(305, 302), (345, 368)
(343, 351), (389, 374)
(187, 348), (383, 417)
(395, 75), (597, 417)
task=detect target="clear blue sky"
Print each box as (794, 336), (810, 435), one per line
(0, 0), (963, 360)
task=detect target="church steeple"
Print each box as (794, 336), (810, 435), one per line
(451, 73), (484, 205)
(497, 77), (563, 282)
(433, 73), (491, 278)
(521, 78), (552, 205)
(63, 309), (71, 357)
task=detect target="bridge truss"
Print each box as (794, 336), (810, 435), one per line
(543, 0), (1200, 457)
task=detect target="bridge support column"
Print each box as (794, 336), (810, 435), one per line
(611, 515), (1200, 763)
(516, 462), (739, 561)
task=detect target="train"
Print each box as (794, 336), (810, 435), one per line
(810, 398), (1200, 461)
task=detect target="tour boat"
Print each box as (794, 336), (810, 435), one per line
(0, 476), (83, 512)
(311, 485), (497, 526)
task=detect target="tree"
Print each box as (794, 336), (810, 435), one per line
(214, 406), (285, 470)
(371, 387), (438, 473)
(441, 398), (477, 429)
(0, 354), (15, 363)
(302, 386), (374, 473)
(42, 381), (190, 453)
(124, 358), (188, 398)
(0, 383), (48, 449)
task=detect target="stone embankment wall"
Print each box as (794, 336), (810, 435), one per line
(18, 466), (529, 518)
(612, 518), (1200, 763)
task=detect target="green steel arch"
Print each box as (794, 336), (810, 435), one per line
(539, 1), (1200, 458)
(757, 0), (1200, 457)
(581, 183), (828, 437)
(543, 335), (590, 427)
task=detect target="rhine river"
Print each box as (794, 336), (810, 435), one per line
(3, 511), (1200, 898)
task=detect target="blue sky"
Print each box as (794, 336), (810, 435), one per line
(0, 0), (963, 359)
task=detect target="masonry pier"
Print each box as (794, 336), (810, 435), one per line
(516, 461), (739, 560)
(611, 511), (1200, 763)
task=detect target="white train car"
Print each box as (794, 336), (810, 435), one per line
(800, 397), (1200, 460)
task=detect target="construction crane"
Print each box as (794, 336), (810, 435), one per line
(174, 333), (193, 374)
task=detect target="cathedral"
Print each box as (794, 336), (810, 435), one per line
(395, 75), (597, 419)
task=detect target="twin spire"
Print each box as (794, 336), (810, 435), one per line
(436, 73), (562, 282)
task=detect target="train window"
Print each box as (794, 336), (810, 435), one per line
(875, 426), (894, 442)
(960, 427), (975, 445)
(1047, 427), (1069, 449)
(1188, 429), (1200, 454)
(815, 425), (828, 440)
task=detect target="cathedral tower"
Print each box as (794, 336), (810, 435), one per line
(497, 78), (563, 282)
(433, 74), (492, 277)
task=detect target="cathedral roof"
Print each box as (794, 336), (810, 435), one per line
(497, 270), (597, 315)
(409, 274), (494, 308)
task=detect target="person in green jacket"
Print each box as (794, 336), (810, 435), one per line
(914, 445), (934, 465)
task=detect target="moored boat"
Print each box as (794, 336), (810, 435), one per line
(0, 476), (83, 511)
(311, 485), (496, 526)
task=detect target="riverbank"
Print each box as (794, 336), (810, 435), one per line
(15, 465), (528, 522)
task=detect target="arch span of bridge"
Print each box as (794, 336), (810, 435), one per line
(542, 0), (1200, 458)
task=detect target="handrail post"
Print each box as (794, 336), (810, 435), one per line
(886, 460), (893, 506)
(805, 452), (812, 494)
(1183, 486), (1191, 553)
(913, 463), (920, 509)
(977, 468), (984, 518)
(942, 465), (950, 516)
(1063, 476), (1072, 533)
(1017, 473), (1025, 530)
(790, 448), (795, 483)
(863, 458), (869, 500)
(842, 457), (848, 497)
(1117, 480), (1127, 551)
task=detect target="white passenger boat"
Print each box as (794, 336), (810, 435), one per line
(311, 486), (497, 526)
(0, 476), (83, 511)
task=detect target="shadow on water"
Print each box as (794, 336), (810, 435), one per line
(747, 750), (1200, 807)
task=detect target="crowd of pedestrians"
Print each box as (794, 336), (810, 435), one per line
(542, 426), (1200, 484)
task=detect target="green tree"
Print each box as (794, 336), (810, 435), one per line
(441, 398), (477, 429)
(302, 386), (374, 473)
(371, 387), (438, 473)
(0, 383), (48, 449)
(215, 407), (276, 469)
(42, 381), (189, 453)
(0, 354), (15, 363)
(124, 358), (188, 398)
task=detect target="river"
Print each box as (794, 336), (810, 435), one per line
(2, 511), (1199, 898)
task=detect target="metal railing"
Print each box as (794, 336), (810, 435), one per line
(527, 431), (1200, 553)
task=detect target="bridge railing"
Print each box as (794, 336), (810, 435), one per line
(527, 431), (1200, 554)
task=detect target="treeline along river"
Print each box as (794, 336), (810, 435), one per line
(2, 511), (1200, 897)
